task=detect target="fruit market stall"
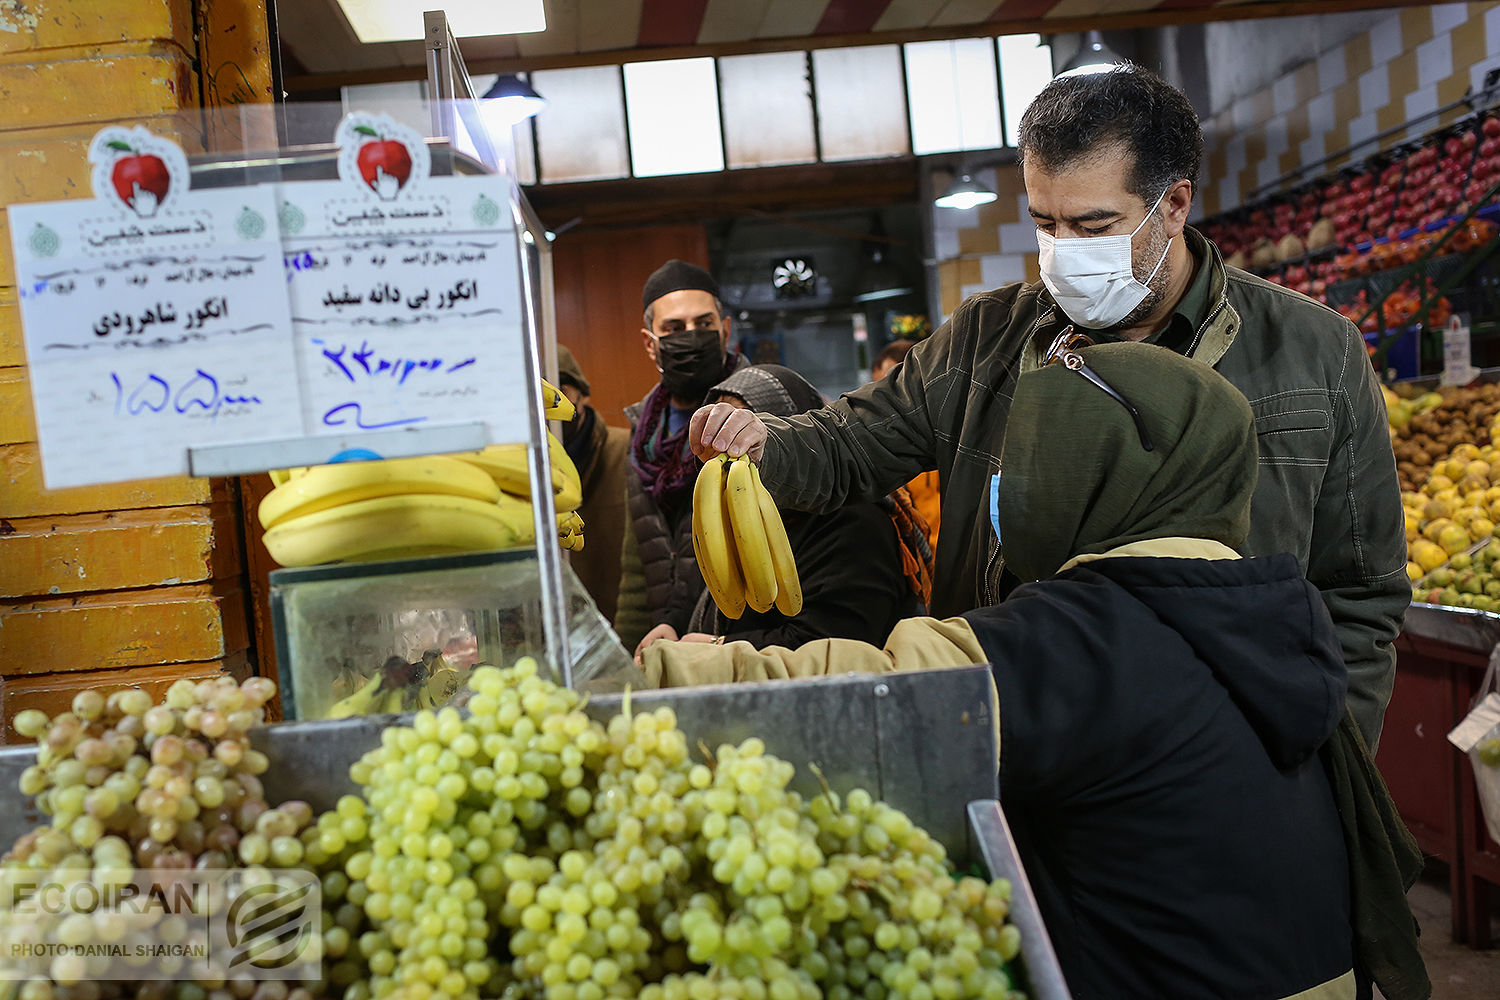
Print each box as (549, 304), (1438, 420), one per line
(1374, 369), (1500, 946)
(1380, 602), (1500, 948)
(0, 81), (1066, 997)
(1198, 87), (1500, 946)
(1199, 103), (1500, 382)
(0, 663), (1068, 1000)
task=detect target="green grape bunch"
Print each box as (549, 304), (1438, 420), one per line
(0, 676), (330, 1000)
(308, 658), (1028, 1000)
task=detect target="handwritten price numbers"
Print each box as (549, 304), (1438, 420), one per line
(110, 369), (263, 421)
(310, 338), (479, 430)
(315, 338), (476, 385)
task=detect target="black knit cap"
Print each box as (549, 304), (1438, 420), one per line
(642, 259), (721, 310)
(709, 364), (826, 419)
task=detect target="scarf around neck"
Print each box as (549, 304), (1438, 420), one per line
(629, 352), (743, 512)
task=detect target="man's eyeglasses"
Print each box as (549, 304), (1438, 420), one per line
(1042, 327), (1155, 452)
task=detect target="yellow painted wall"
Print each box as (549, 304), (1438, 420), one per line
(932, 166), (1040, 321)
(1201, 2), (1500, 215)
(0, 0), (274, 738)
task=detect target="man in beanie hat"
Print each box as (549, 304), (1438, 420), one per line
(646, 343), (1427, 1000)
(616, 259), (748, 654)
(552, 345), (630, 623)
(689, 65), (1407, 752)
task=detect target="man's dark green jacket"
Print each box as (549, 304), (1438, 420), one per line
(758, 227), (1409, 748)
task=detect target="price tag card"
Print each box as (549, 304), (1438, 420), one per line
(1449, 692), (1500, 753)
(7, 127), (301, 489)
(1442, 314), (1478, 387)
(276, 113), (530, 450)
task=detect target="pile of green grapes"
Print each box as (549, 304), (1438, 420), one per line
(0, 676), (322, 1000)
(313, 659), (1025, 1000)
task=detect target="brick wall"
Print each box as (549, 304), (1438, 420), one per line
(0, 0), (274, 737)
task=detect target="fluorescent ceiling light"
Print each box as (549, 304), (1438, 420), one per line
(337, 0), (546, 44)
(481, 74), (546, 131)
(934, 173), (997, 211)
(1057, 30), (1124, 78)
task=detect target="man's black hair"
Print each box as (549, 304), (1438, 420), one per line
(1017, 63), (1202, 202)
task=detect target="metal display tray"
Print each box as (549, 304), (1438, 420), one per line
(0, 666), (1067, 1000)
(1404, 600), (1500, 652)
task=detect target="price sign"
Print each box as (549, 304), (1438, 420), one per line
(276, 113), (529, 448)
(7, 127), (301, 489)
(7, 116), (533, 488)
(1442, 313), (1478, 387)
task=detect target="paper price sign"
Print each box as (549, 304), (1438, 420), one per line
(276, 114), (529, 448)
(1442, 314), (1478, 387)
(7, 127), (301, 488)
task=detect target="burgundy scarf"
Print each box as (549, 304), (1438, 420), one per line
(629, 383), (702, 513)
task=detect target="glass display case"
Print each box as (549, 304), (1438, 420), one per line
(269, 550), (639, 720)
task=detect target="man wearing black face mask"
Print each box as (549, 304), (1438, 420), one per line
(616, 259), (747, 658)
(554, 345), (630, 624)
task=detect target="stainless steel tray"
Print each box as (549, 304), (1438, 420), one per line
(969, 801), (1070, 1000)
(0, 666), (1068, 998)
(1404, 600), (1500, 652)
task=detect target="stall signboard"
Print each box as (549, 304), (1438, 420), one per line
(7, 126), (302, 489)
(277, 113), (528, 449)
(6, 115), (531, 489)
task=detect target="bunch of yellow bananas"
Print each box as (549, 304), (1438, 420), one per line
(691, 453), (802, 619)
(325, 651), (466, 718)
(259, 379), (586, 567)
(539, 377), (575, 422)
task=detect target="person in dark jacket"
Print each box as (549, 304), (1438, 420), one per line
(673, 364), (917, 651)
(687, 66), (1407, 755)
(616, 260), (749, 655)
(642, 342), (1429, 999)
(554, 345), (630, 622)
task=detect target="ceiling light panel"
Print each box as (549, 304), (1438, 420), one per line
(337, 0), (546, 44)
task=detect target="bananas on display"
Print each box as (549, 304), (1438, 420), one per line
(558, 510), (586, 551)
(260, 380), (587, 568)
(325, 651), (468, 718)
(692, 454), (802, 619)
(541, 377), (575, 421)
(449, 430), (582, 512)
(257, 455), (500, 530)
(263, 492), (528, 566)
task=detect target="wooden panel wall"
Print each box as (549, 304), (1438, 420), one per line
(550, 224), (711, 427)
(0, 0), (275, 737)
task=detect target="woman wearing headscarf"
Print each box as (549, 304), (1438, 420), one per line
(650, 364), (919, 654)
(642, 342), (1426, 1000)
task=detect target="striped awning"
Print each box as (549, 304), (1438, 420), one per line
(283, 0), (1410, 85)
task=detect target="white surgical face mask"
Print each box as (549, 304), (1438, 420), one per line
(1035, 188), (1172, 330)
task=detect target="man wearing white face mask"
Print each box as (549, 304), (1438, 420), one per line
(689, 63), (1407, 751)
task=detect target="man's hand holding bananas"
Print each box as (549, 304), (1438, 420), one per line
(692, 454), (801, 619)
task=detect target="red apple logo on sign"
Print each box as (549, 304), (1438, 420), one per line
(106, 140), (170, 217)
(354, 126), (412, 201)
